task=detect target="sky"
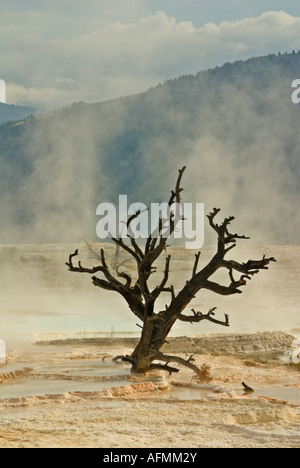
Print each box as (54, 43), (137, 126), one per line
(1, 0), (300, 108)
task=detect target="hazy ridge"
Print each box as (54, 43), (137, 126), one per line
(0, 52), (299, 244)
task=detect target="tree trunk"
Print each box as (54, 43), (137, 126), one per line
(130, 316), (162, 372)
(129, 314), (178, 373)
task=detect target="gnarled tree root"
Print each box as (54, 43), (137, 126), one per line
(112, 352), (202, 377)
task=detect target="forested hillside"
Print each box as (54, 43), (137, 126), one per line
(0, 52), (299, 244)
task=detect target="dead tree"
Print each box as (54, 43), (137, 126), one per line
(66, 167), (276, 377)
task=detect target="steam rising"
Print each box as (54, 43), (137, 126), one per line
(1, 53), (299, 245)
(0, 53), (299, 344)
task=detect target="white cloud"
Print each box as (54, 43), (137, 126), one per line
(1, 10), (299, 107)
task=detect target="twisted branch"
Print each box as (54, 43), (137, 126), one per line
(178, 307), (229, 327)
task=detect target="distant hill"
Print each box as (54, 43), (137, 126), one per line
(0, 103), (36, 124)
(0, 51), (299, 244)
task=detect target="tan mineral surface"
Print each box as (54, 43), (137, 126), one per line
(0, 334), (299, 448)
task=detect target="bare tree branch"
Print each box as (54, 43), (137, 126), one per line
(192, 252), (201, 277)
(178, 307), (230, 327)
(67, 167), (275, 378)
(110, 236), (141, 265)
(151, 255), (171, 301)
(142, 167), (186, 262)
(155, 351), (203, 377)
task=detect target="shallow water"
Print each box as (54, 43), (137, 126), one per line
(254, 386), (300, 405)
(1, 379), (299, 404)
(0, 377), (129, 400)
(1, 354), (299, 405)
(0, 357), (131, 401)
